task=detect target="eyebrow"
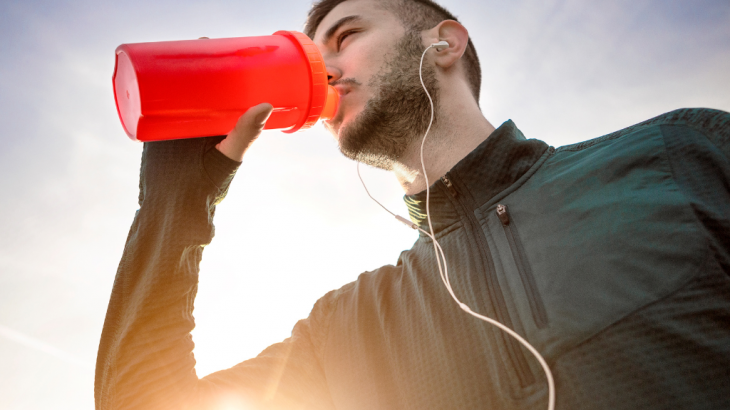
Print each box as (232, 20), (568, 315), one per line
(321, 15), (363, 45)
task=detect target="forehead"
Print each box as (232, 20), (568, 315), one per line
(313, 0), (403, 43)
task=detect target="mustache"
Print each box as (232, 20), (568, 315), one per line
(330, 78), (362, 87)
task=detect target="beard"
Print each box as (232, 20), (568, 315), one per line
(337, 30), (439, 170)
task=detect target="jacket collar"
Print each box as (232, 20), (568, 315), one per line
(404, 120), (549, 234)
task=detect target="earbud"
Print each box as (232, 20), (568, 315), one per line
(432, 40), (449, 51)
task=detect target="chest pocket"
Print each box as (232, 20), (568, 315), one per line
(481, 127), (706, 359)
(492, 203), (549, 330)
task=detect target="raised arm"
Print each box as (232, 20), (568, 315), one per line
(95, 104), (335, 410)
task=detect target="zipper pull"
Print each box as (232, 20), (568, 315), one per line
(496, 204), (510, 226)
(441, 175), (458, 197)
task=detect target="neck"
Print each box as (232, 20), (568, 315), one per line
(394, 93), (495, 195)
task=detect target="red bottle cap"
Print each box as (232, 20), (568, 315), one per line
(273, 31), (333, 133)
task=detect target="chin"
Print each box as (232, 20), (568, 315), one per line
(324, 119), (342, 140)
(325, 107), (353, 139)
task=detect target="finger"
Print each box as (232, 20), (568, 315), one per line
(217, 103), (274, 161)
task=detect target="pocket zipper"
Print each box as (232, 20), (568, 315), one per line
(496, 204), (549, 329)
(440, 175), (535, 387)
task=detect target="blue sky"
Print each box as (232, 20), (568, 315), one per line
(0, 0), (728, 408)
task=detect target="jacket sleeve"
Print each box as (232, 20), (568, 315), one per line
(660, 108), (730, 275)
(687, 108), (730, 160)
(94, 136), (336, 410)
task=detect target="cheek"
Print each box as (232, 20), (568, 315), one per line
(345, 37), (388, 82)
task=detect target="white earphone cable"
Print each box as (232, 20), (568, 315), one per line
(356, 42), (555, 410)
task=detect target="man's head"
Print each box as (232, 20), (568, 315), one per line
(305, 0), (480, 100)
(306, 0), (481, 170)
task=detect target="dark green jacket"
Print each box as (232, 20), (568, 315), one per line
(96, 108), (730, 410)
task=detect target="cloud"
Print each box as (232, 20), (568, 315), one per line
(0, 323), (92, 369)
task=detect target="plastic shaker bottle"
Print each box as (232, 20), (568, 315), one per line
(113, 31), (339, 142)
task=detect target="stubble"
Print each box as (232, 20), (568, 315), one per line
(337, 30), (439, 170)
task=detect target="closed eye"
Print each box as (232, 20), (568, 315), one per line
(337, 29), (359, 51)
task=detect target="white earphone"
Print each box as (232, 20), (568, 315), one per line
(432, 40), (450, 50)
(357, 38), (556, 410)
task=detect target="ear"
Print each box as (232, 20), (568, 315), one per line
(423, 20), (469, 69)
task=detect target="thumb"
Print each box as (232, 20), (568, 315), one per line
(217, 103), (274, 161)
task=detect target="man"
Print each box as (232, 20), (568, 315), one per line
(95, 0), (730, 409)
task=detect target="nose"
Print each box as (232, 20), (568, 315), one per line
(327, 65), (342, 84)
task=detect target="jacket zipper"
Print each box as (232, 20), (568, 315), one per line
(496, 204), (548, 328)
(440, 174), (535, 387)
(441, 176), (458, 197)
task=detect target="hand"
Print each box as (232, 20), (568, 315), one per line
(216, 103), (274, 162)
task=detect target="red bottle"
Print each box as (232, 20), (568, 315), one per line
(113, 31), (339, 142)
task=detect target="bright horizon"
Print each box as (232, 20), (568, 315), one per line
(0, 0), (729, 408)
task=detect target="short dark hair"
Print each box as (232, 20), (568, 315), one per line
(304, 0), (481, 102)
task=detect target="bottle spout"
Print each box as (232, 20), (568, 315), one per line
(320, 85), (339, 121)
